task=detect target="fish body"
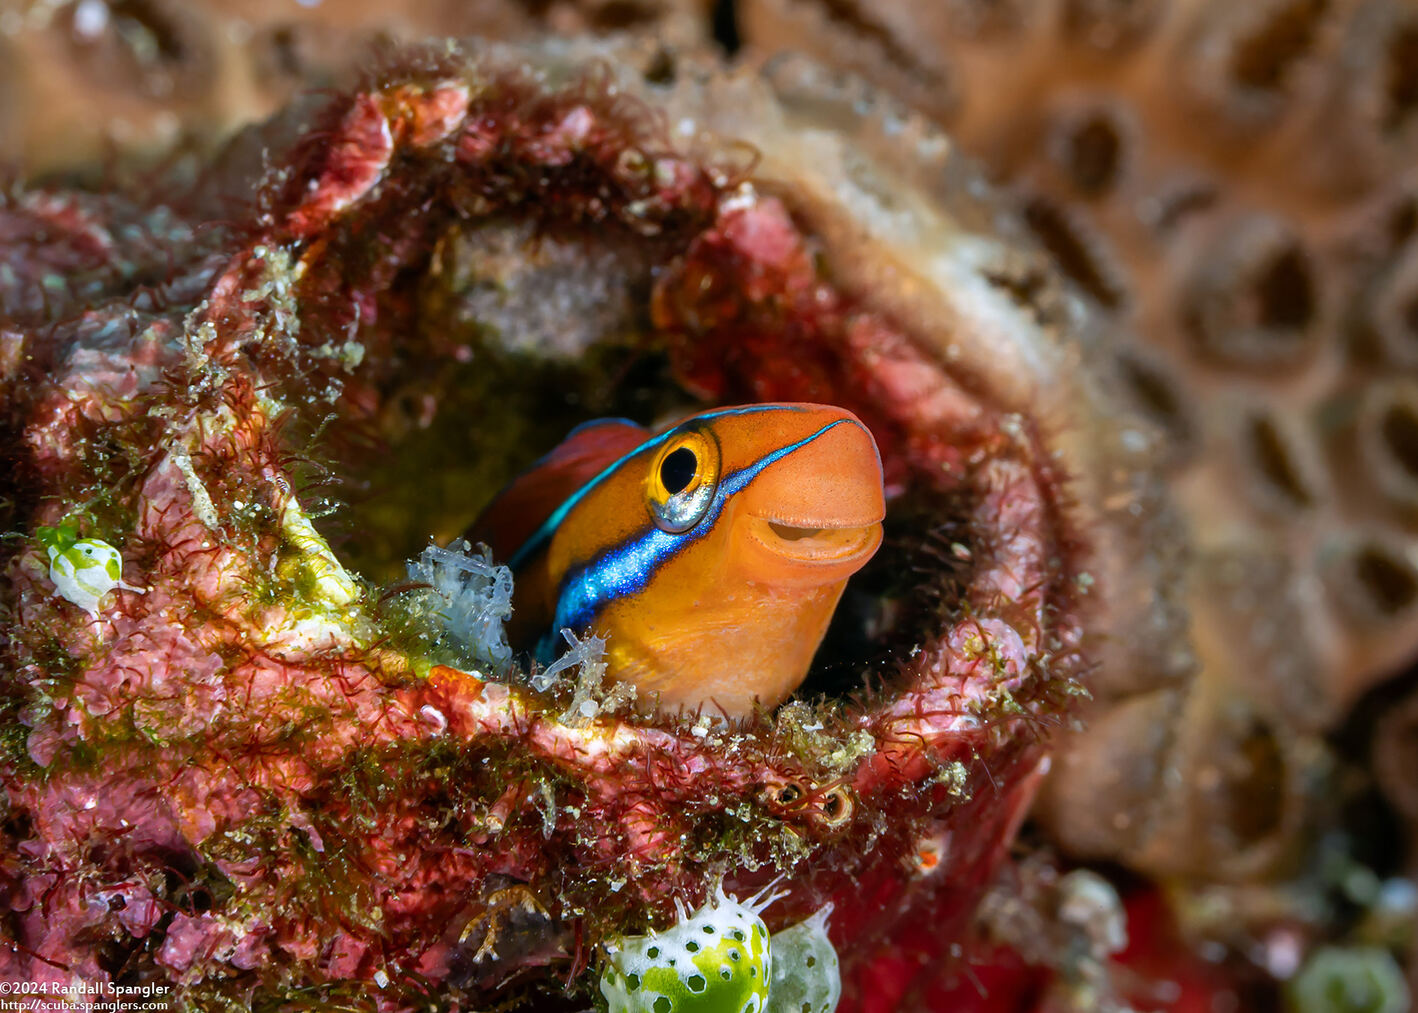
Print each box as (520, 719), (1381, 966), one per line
(471, 403), (885, 716)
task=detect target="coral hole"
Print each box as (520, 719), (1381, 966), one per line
(1247, 414), (1314, 509)
(1115, 352), (1193, 461)
(1353, 545), (1418, 617)
(326, 219), (687, 584)
(1060, 110), (1125, 196)
(281, 87), (987, 702)
(1228, 0), (1329, 95)
(1383, 20), (1418, 134)
(1253, 244), (1315, 333)
(1380, 402), (1418, 486)
(1022, 197), (1125, 308)
(1213, 722), (1289, 851)
(1184, 224), (1318, 370)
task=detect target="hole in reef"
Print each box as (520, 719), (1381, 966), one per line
(1228, 0), (1328, 95)
(1253, 245), (1314, 332)
(1184, 232), (1317, 369)
(1380, 402), (1418, 484)
(1354, 545), (1418, 616)
(1023, 197), (1124, 308)
(801, 490), (979, 701)
(305, 194), (974, 711)
(1384, 21), (1418, 135)
(1115, 353), (1192, 453)
(1062, 111), (1123, 196)
(1390, 198), (1418, 249)
(711, 0), (741, 54)
(1247, 415), (1313, 508)
(1215, 721), (1288, 849)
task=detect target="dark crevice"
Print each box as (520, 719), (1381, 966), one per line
(1185, 234), (1317, 369)
(1023, 198), (1124, 309)
(1063, 112), (1124, 196)
(1221, 723), (1288, 847)
(1248, 415), (1313, 507)
(1380, 402), (1418, 483)
(803, 492), (979, 701)
(1383, 21), (1418, 134)
(712, 0), (742, 54)
(1229, 0), (1329, 94)
(1355, 546), (1418, 616)
(1255, 246), (1315, 331)
(1388, 198), (1417, 249)
(1116, 354), (1191, 448)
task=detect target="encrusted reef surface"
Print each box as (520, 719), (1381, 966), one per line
(0, 39), (1173, 1010)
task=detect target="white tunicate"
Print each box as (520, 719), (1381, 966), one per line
(407, 539), (513, 669)
(766, 905), (840, 1013)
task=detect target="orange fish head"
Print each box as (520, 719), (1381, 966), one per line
(710, 404), (886, 589)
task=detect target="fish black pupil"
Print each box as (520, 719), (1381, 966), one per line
(660, 447), (697, 495)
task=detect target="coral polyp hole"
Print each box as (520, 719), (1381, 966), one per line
(1384, 21), (1418, 134)
(1255, 246), (1315, 332)
(1023, 198), (1124, 308)
(687, 974), (707, 992)
(1062, 111), (1124, 196)
(1116, 352), (1193, 456)
(1185, 226), (1319, 370)
(653, 997), (672, 1013)
(1380, 404), (1418, 484)
(1354, 546), (1418, 617)
(1228, 0), (1329, 95)
(626, 972), (641, 991)
(1219, 723), (1289, 849)
(1247, 415), (1314, 508)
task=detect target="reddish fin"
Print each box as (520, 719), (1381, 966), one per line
(467, 418), (649, 565)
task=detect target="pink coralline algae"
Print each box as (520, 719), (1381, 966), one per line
(0, 41), (1173, 1010)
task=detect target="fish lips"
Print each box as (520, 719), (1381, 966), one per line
(739, 513), (885, 587)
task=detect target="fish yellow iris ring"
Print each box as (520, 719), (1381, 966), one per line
(645, 427), (721, 534)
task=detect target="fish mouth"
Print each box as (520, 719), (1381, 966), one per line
(749, 515), (884, 564)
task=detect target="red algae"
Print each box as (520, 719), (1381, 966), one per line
(0, 40), (1164, 1010)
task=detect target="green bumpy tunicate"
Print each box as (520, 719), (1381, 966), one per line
(37, 520), (146, 618)
(600, 884), (776, 1013)
(1287, 945), (1410, 1013)
(766, 905), (840, 1013)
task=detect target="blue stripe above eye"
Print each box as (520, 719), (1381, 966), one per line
(541, 418), (851, 655)
(506, 404), (800, 573)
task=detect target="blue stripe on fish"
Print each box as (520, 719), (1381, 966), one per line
(506, 404), (801, 573)
(539, 419), (853, 660)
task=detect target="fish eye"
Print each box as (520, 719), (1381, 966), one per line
(646, 428), (721, 534)
(659, 447), (697, 495)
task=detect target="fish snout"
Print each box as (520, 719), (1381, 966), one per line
(737, 415), (886, 585)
